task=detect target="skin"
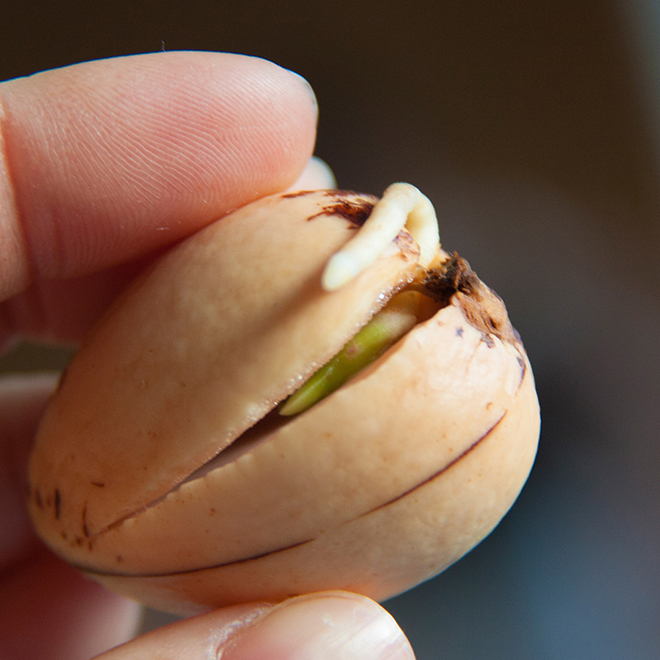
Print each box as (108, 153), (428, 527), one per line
(0, 52), (414, 660)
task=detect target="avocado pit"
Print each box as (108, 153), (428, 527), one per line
(26, 185), (540, 614)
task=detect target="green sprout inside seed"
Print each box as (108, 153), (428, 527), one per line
(280, 292), (421, 416)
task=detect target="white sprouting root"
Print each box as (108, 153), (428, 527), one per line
(322, 183), (440, 292)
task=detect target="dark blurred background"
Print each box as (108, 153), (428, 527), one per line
(2, 1), (660, 658)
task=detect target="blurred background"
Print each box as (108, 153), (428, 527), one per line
(2, 0), (659, 658)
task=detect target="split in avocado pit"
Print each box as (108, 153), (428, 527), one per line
(280, 291), (425, 416)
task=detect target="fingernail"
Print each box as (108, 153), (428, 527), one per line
(220, 593), (415, 660)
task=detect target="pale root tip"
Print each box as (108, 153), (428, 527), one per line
(322, 252), (360, 292)
(322, 183), (440, 291)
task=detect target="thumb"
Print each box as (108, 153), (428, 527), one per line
(98, 592), (415, 660)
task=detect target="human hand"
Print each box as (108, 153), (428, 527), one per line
(0, 52), (414, 660)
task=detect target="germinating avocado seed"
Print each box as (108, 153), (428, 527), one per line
(28, 184), (540, 616)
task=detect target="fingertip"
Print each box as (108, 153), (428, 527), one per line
(220, 592), (415, 660)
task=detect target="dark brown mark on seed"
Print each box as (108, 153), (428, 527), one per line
(82, 504), (90, 538)
(515, 356), (528, 394)
(424, 252), (479, 304)
(91, 481), (105, 488)
(424, 253), (520, 347)
(280, 189), (320, 199)
(54, 489), (61, 519)
(307, 192), (377, 227)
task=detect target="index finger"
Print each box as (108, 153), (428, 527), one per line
(0, 52), (318, 301)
